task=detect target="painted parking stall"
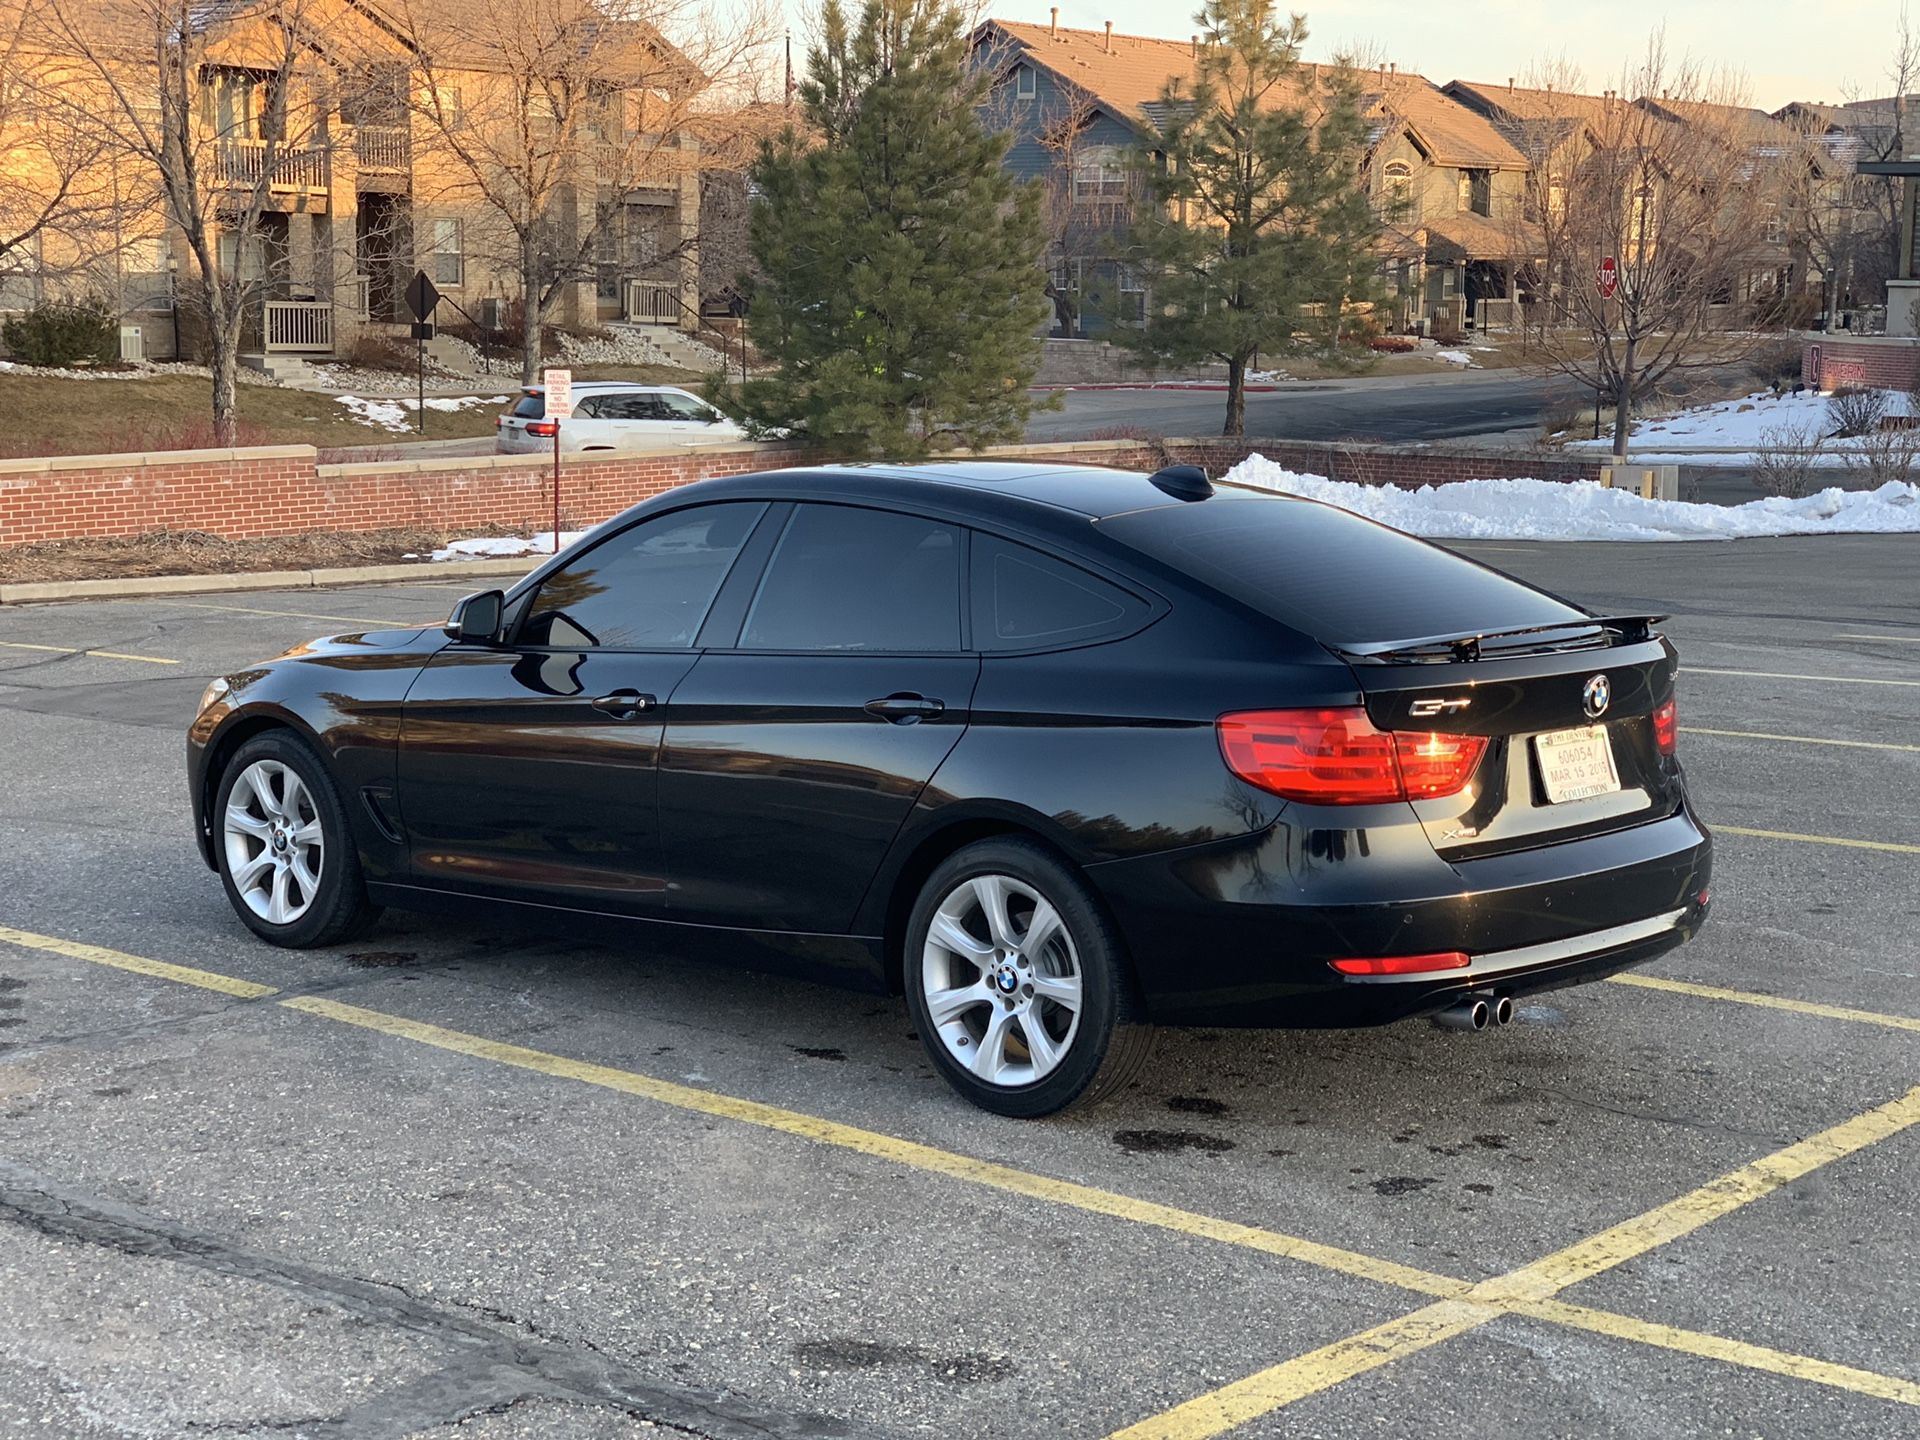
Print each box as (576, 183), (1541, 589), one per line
(1, 539), (1917, 1437)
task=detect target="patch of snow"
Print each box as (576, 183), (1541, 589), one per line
(432, 530), (588, 561)
(1432, 349), (1475, 367)
(1221, 454), (1920, 541)
(1568, 388), (1916, 451)
(334, 393), (509, 431)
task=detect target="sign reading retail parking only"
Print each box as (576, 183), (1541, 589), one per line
(1598, 256), (1619, 299)
(542, 367), (574, 419)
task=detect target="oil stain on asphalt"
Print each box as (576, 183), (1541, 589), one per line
(1112, 1129), (1236, 1155)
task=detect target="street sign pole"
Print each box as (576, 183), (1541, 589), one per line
(541, 367), (573, 554)
(404, 270), (442, 438)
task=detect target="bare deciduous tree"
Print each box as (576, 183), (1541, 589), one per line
(389, 0), (774, 385)
(1514, 42), (1775, 457)
(0, 7), (123, 303)
(31, 0), (352, 439)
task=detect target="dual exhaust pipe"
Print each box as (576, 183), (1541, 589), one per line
(1434, 993), (1515, 1032)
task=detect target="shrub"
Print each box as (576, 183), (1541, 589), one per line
(1367, 335), (1419, 354)
(1826, 386), (1889, 439)
(1, 296), (121, 368)
(344, 334), (416, 371)
(1748, 339), (1804, 388)
(1843, 423), (1920, 488)
(1749, 421), (1828, 498)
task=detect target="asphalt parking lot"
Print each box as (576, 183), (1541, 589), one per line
(1, 537), (1916, 1440)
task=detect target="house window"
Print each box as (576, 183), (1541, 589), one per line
(1457, 168), (1491, 217)
(430, 85), (463, 131)
(1070, 145), (1128, 203)
(430, 219), (464, 286)
(1015, 65), (1036, 100)
(1379, 160), (1413, 220)
(1116, 265), (1146, 326)
(1764, 210), (1785, 244)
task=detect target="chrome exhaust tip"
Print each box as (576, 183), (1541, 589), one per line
(1491, 994), (1516, 1027)
(1434, 997), (1491, 1032)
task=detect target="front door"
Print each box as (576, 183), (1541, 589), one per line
(395, 500), (770, 915)
(659, 502), (978, 933)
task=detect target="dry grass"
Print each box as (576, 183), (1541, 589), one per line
(0, 526), (527, 583)
(0, 373), (510, 457)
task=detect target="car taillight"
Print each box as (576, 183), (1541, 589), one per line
(1653, 696), (1677, 755)
(526, 420), (557, 437)
(1329, 951), (1470, 976)
(1217, 708), (1487, 805)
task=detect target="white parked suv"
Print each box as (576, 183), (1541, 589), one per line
(496, 382), (747, 455)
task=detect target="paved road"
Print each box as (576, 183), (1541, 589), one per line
(1027, 371), (1564, 442)
(1, 542), (1916, 1438)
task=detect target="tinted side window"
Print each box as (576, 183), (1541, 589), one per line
(511, 394), (543, 419)
(519, 502), (766, 649)
(658, 392), (717, 422)
(741, 505), (961, 652)
(972, 536), (1147, 650)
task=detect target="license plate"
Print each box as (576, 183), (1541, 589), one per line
(1534, 724), (1621, 803)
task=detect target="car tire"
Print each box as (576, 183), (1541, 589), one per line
(214, 731), (381, 948)
(903, 838), (1154, 1117)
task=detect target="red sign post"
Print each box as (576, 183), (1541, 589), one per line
(542, 367), (573, 554)
(1598, 256), (1619, 299)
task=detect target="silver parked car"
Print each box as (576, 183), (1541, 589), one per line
(496, 382), (747, 455)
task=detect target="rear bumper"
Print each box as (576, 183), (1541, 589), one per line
(1088, 806), (1712, 1027)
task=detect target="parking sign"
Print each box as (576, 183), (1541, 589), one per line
(543, 367), (574, 420)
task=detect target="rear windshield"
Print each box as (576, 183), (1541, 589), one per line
(1098, 493), (1584, 645)
(511, 394), (544, 419)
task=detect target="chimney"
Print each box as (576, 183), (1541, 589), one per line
(1103, 20), (1113, 53)
(1049, 7), (1058, 38)
(1507, 77), (1514, 93)
(1389, 62), (1396, 78)
(1191, 34), (1198, 57)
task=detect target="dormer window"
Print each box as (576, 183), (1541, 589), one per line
(1015, 65), (1036, 100)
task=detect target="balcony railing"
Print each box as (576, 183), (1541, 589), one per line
(217, 139), (330, 192)
(354, 127), (410, 174)
(622, 279), (680, 325)
(264, 300), (334, 352)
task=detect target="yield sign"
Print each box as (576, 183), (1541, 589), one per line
(1597, 256), (1619, 299)
(405, 270), (441, 321)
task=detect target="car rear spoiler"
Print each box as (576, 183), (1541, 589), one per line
(1328, 614), (1668, 665)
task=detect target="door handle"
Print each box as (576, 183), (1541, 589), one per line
(591, 689), (655, 719)
(864, 693), (945, 724)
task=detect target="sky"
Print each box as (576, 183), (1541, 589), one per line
(762, 0), (1915, 111)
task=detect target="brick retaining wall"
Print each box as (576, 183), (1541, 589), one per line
(1800, 336), (1920, 393)
(0, 437), (1602, 549)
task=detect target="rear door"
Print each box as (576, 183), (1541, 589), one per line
(395, 500), (770, 914)
(600, 392), (679, 452)
(658, 502), (979, 932)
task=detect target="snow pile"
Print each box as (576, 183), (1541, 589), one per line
(1432, 349), (1475, 367)
(334, 393), (508, 431)
(432, 531), (588, 561)
(1220, 454), (1920, 541)
(1569, 388), (1914, 450)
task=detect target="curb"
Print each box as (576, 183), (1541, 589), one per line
(0, 557), (543, 606)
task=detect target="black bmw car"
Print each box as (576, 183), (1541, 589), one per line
(188, 462), (1711, 1116)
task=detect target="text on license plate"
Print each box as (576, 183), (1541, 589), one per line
(1533, 724), (1621, 803)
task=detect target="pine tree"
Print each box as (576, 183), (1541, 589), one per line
(727, 0), (1052, 458)
(1112, 0), (1380, 435)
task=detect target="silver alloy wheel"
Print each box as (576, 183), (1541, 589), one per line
(223, 759), (323, 926)
(921, 872), (1083, 1087)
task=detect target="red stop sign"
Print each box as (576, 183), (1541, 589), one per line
(1598, 256), (1619, 298)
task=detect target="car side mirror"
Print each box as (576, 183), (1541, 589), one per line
(444, 589), (504, 644)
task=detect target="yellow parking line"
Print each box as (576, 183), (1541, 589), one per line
(0, 925), (277, 998)
(11, 928), (1919, 1428)
(1715, 824), (1920, 856)
(1522, 1299), (1920, 1408)
(1114, 1086), (1920, 1437)
(1684, 726), (1920, 753)
(279, 994), (1463, 1299)
(167, 601), (423, 627)
(1107, 1299), (1498, 1440)
(1688, 666), (1920, 689)
(1609, 973), (1920, 1036)
(0, 640), (178, 666)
